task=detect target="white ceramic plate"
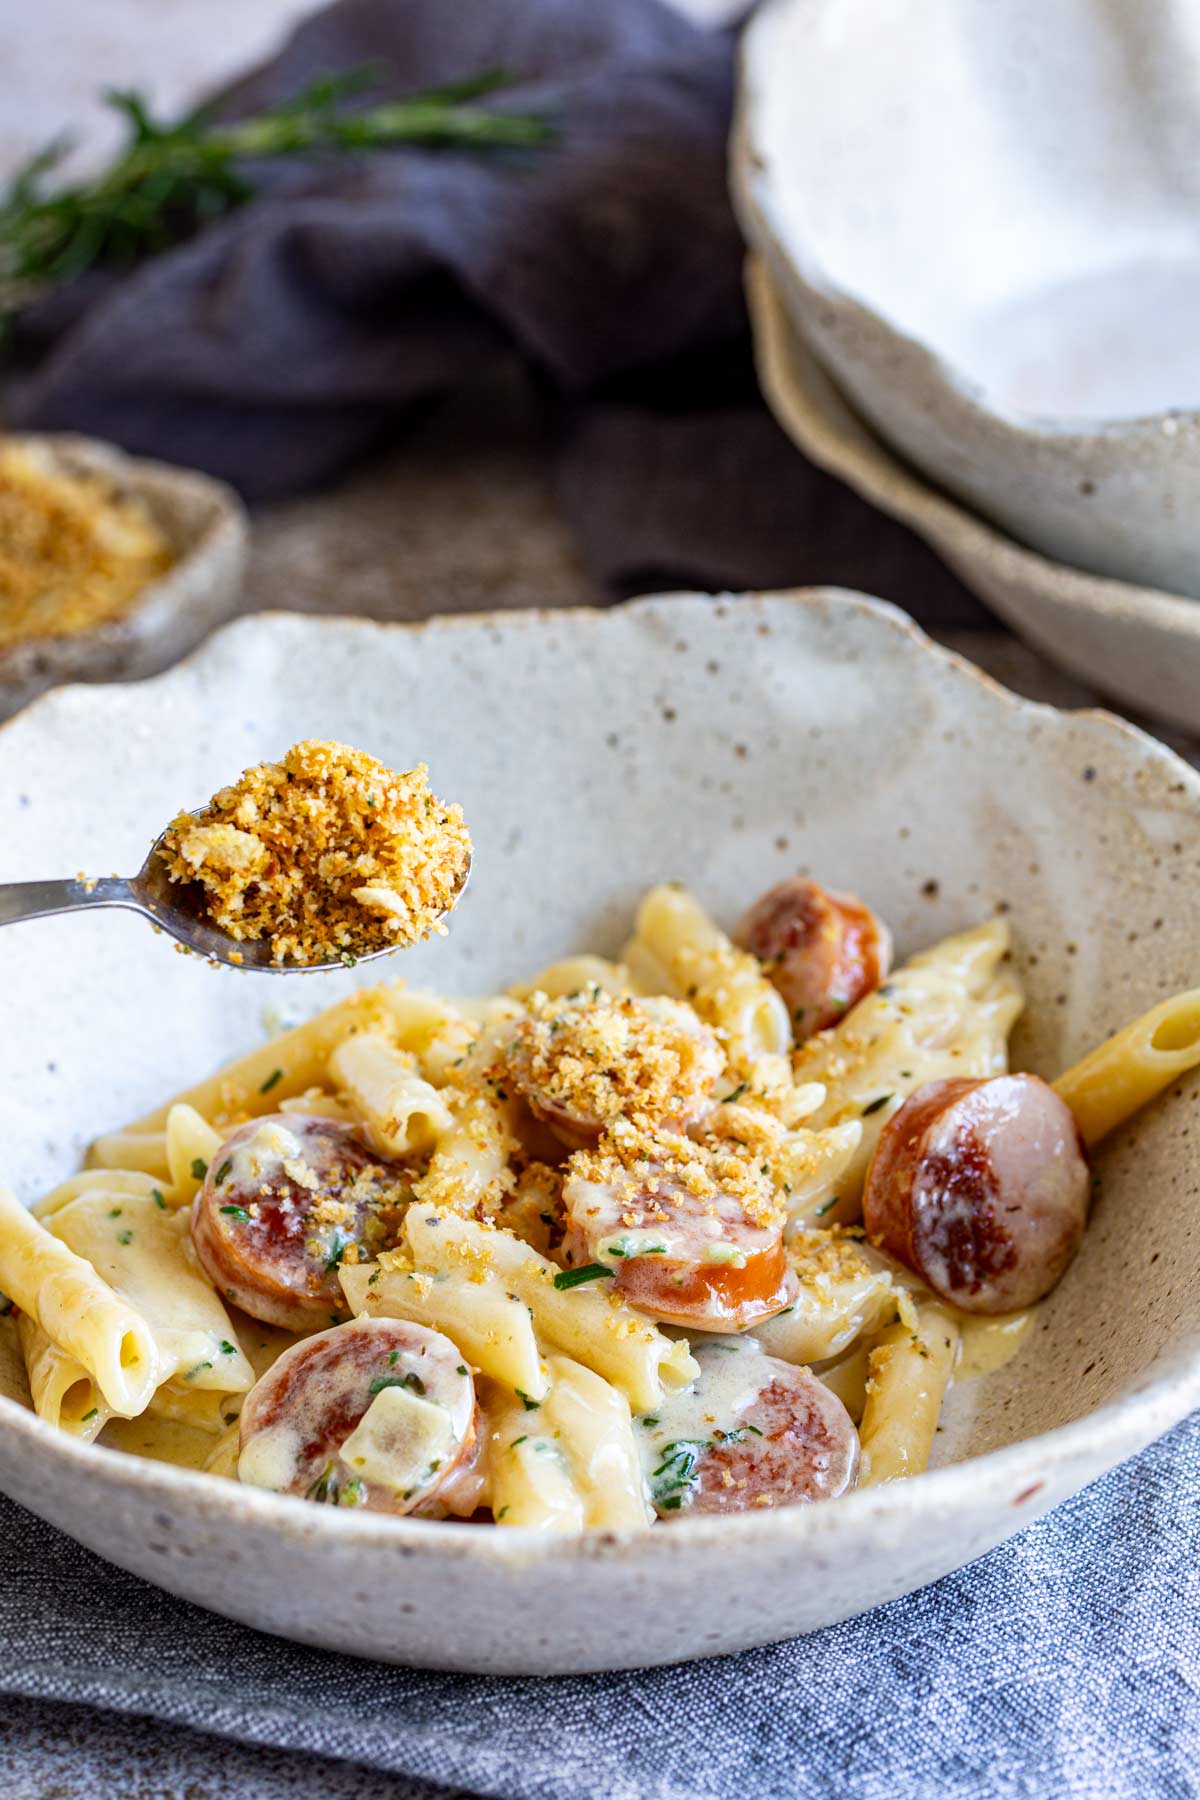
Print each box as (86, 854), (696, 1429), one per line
(745, 258), (1200, 737)
(0, 594), (1198, 1673)
(733, 0), (1200, 597)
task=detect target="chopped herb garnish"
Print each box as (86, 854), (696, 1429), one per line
(339, 1477), (367, 1507)
(108, 1206), (122, 1218)
(815, 1198), (838, 1218)
(457, 1365), (469, 1377)
(497, 1506), (510, 1521)
(388, 1349), (399, 1365)
(511, 1435), (529, 1449)
(861, 1094), (893, 1116)
(219, 1340), (236, 1356)
(368, 1371), (426, 1397)
(116, 1229), (133, 1246)
(552, 1264), (613, 1290)
(325, 1237), (347, 1272)
(220, 1205), (251, 1224)
(368, 1268), (381, 1285)
(81, 1406), (98, 1421)
(722, 1082), (749, 1104)
(191, 1158), (208, 1181)
(185, 1360), (213, 1380)
(214, 1158), (233, 1186)
(650, 1439), (711, 1511)
(259, 1067), (284, 1094)
(151, 1188), (167, 1210)
(641, 1416), (660, 1429)
(515, 1389), (541, 1410)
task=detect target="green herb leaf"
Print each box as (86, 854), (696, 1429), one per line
(214, 1158), (233, 1185)
(552, 1264), (613, 1290)
(368, 1371), (425, 1397)
(219, 1340), (236, 1356)
(81, 1406), (98, 1421)
(220, 1204), (251, 1224)
(721, 1082), (749, 1104)
(259, 1067), (284, 1094)
(649, 1439), (711, 1511)
(515, 1389), (541, 1410)
(191, 1158), (208, 1181)
(861, 1093), (894, 1116)
(151, 1188), (167, 1210)
(116, 1229), (133, 1246)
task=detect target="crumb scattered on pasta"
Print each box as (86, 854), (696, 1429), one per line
(157, 741), (471, 966)
(505, 989), (723, 1134)
(0, 439), (173, 648)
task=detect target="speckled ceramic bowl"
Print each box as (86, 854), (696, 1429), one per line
(734, 0), (1200, 598)
(0, 434), (247, 719)
(746, 258), (1200, 735)
(0, 595), (1197, 1674)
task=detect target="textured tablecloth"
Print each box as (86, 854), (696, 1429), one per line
(2, 1410), (1199, 1800)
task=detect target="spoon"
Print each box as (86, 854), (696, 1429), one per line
(0, 821), (472, 972)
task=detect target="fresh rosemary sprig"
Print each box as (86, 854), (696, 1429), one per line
(0, 70), (551, 324)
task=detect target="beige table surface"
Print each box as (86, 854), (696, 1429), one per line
(2, 4), (1198, 1796)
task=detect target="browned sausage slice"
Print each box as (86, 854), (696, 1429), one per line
(561, 1147), (791, 1331)
(238, 1316), (479, 1515)
(504, 992), (724, 1149)
(641, 1338), (859, 1516)
(734, 877), (892, 1038)
(863, 1075), (1089, 1313)
(191, 1114), (410, 1330)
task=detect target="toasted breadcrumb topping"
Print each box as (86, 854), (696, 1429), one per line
(505, 989), (723, 1132)
(0, 440), (173, 648)
(569, 1119), (783, 1232)
(157, 741), (471, 966)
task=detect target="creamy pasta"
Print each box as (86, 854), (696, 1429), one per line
(4, 874), (1198, 1530)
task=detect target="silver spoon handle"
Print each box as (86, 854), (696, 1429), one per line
(0, 877), (141, 926)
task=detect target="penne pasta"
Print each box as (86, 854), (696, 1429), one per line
(539, 1353), (652, 1529)
(1053, 989), (1200, 1148)
(628, 883), (792, 1071)
(404, 1208), (698, 1414)
(165, 1103), (223, 1204)
(340, 1252), (548, 1401)
(0, 1185), (158, 1416)
(329, 1032), (454, 1158)
(857, 1303), (960, 1486)
(18, 1313), (111, 1440)
(485, 1384), (584, 1532)
(46, 1191), (254, 1396)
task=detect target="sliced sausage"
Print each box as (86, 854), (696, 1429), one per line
(641, 1338), (859, 1516)
(504, 992), (724, 1150)
(238, 1316), (479, 1516)
(191, 1114), (410, 1330)
(561, 1154), (791, 1331)
(863, 1075), (1089, 1313)
(734, 877), (892, 1039)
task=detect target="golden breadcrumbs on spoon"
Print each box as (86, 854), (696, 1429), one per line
(0, 439), (173, 649)
(157, 741), (471, 966)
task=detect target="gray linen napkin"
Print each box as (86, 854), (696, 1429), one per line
(4, 0), (986, 624)
(1, 1410), (1197, 1800)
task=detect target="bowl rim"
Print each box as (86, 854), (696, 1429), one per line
(2, 588), (1200, 1566)
(743, 255), (1200, 648)
(735, 0), (1200, 441)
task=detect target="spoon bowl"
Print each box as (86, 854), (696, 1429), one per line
(0, 824), (472, 972)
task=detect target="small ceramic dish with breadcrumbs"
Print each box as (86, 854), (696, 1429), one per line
(0, 433), (246, 719)
(0, 592), (1196, 1676)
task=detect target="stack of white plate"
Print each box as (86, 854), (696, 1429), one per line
(733, 0), (1200, 731)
